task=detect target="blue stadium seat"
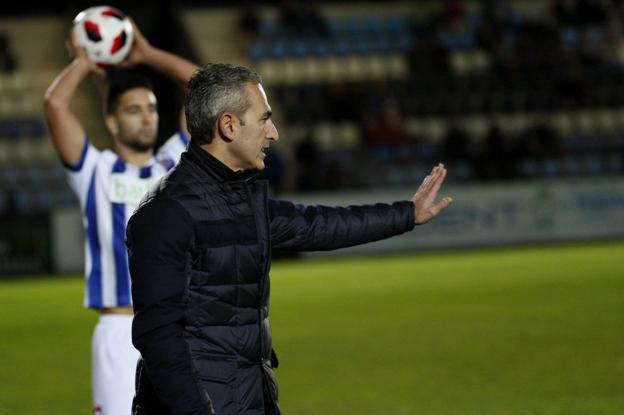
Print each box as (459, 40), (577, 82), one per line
(0, 168), (18, 189)
(13, 190), (33, 214)
(332, 37), (351, 55)
(260, 19), (279, 39)
(384, 15), (406, 35)
(508, 8), (524, 27)
(270, 39), (289, 59)
(248, 41), (268, 61)
(0, 120), (20, 140)
(588, 26), (603, 43)
(519, 160), (539, 177)
(342, 17), (361, 38)
(369, 35), (393, 54)
(33, 192), (53, 211)
(351, 36), (372, 54)
(27, 118), (46, 138)
(22, 166), (46, 186)
(291, 39), (312, 58)
(585, 155), (605, 174)
(396, 32), (413, 52)
(326, 18), (341, 36)
(560, 26), (579, 48)
(438, 30), (475, 50)
(309, 38), (330, 57)
(467, 10), (483, 29)
(362, 16), (383, 35)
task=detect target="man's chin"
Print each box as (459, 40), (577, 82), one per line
(125, 141), (155, 153)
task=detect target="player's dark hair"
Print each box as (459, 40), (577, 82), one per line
(106, 73), (155, 115)
(185, 63), (262, 145)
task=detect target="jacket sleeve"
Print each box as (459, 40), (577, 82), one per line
(269, 199), (416, 251)
(126, 197), (211, 415)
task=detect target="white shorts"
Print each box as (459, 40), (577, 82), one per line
(92, 314), (140, 415)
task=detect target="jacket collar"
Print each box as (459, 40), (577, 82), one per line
(186, 138), (258, 183)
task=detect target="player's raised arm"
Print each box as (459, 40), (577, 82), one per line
(43, 35), (105, 166)
(120, 20), (199, 91)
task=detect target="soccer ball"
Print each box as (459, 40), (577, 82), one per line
(72, 6), (134, 65)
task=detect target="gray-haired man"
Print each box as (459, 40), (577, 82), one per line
(126, 63), (452, 415)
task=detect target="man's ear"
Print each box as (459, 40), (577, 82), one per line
(218, 113), (237, 142)
(105, 115), (119, 137)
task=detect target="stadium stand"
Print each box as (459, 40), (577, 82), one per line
(237, 1), (624, 188)
(0, 0), (623, 212)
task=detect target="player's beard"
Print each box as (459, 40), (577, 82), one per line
(119, 135), (155, 153)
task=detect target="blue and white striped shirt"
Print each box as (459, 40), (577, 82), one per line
(65, 131), (189, 308)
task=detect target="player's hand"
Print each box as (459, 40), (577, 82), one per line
(411, 163), (453, 224)
(119, 18), (152, 68)
(66, 31), (106, 77)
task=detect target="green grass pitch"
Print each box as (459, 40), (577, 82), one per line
(1, 242), (623, 414)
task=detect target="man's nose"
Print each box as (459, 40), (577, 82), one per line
(142, 110), (154, 123)
(267, 120), (279, 141)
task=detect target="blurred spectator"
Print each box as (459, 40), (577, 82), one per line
(326, 83), (362, 122)
(263, 0), (624, 188)
(0, 32), (18, 73)
(515, 122), (563, 161)
(261, 149), (286, 194)
(444, 0), (468, 27)
(294, 133), (321, 191)
(441, 120), (471, 163)
(320, 159), (350, 190)
(408, 31), (450, 76)
(553, 0), (579, 25)
(238, 3), (261, 40)
(279, 0), (328, 37)
(477, 1), (508, 53)
(364, 99), (408, 146)
(555, 68), (584, 107)
(576, 0), (609, 26)
(510, 15), (563, 72)
(475, 124), (516, 180)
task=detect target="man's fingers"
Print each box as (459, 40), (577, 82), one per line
(420, 164), (445, 202)
(430, 196), (453, 216)
(420, 174), (433, 191)
(437, 196), (453, 211)
(420, 164), (440, 192)
(417, 168), (436, 194)
(429, 165), (447, 197)
(94, 66), (107, 77)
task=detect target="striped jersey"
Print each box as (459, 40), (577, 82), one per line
(65, 130), (189, 309)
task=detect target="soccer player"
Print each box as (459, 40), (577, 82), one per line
(42, 22), (199, 415)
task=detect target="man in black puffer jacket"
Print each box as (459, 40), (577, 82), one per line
(126, 63), (452, 415)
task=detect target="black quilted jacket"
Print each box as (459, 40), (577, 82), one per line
(126, 140), (415, 414)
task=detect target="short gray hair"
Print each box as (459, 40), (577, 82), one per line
(185, 63), (262, 144)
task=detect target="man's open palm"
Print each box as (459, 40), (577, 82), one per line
(411, 163), (453, 224)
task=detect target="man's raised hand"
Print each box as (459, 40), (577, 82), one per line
(411, 163), (453, 224)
